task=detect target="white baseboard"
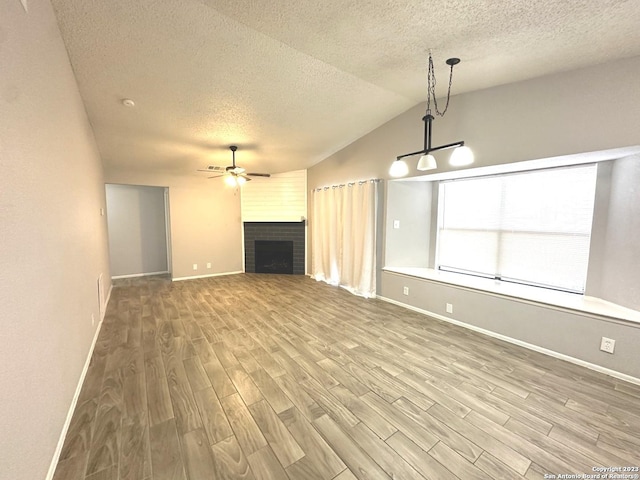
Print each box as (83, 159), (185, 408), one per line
(172, 270), (243, 282)
(46, 300), (108, 480)
(102, 285), (112, 321)
(376, 295), (640, 387)
(111, 270), (169, 280)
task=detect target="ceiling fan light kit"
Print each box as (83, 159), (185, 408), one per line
(197, 145), (271, 185)
(390, 53), (473, 178)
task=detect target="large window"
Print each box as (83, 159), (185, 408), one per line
(437, 164), (598, 293)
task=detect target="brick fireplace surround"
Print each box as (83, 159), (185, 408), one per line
(243, 221), (305, 275)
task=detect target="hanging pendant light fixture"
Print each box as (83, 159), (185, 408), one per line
(389, 52), (473, 177)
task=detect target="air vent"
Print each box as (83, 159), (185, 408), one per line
(206, 165), (225, 172)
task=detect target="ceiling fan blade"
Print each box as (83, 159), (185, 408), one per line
(199, 147), (266, 182)
(197, 166), (226, 172)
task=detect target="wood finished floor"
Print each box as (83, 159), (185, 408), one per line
(54, 274), (640, 480)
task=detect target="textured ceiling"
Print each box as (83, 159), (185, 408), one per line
(50, 0), (640, 176)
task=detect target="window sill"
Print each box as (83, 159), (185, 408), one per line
(382, 266), (640, 325)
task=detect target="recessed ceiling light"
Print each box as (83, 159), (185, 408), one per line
(121, 98), (135, 107)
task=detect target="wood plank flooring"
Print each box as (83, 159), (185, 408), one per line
(54, 274), (640, 479)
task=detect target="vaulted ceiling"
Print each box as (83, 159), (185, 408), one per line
(51, 0), (640, 176)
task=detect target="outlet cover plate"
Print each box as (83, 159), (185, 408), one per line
(446, 303), (453, 314)
(600, 337), (615, 354)
(403, 286), (409, 295)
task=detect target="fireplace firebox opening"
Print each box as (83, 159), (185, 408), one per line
(255, 240), (294, 274)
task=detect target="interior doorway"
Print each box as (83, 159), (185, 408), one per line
(105, 184), (172, 278)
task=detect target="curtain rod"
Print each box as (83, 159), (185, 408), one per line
(312, 178), (381, 192)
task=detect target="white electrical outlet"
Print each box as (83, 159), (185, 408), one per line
(600, 337), (615, 354)
(393, 220), (400, 229)
(403, 286), (409, 295)
(207, 263), (211, 269)
(446, 303), (453, 314)
(193, 263), (198, 270)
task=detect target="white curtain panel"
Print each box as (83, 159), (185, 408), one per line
(311, 181), (377, 298)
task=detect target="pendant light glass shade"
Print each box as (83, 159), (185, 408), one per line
(225, 175), (237, 186)
(389, 159), (409, 177)
(449, 146), (474, 167)
(417, 154), (437, 171)
(236, 175), (247, 185)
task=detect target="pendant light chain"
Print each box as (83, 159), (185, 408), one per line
(426, 52), (455, 117)
(390, 52), (472, 178)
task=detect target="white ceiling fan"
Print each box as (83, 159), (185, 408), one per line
(198, 145), (271, 186)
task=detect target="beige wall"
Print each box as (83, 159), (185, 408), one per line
(0, 1), (111, 479)
(596, 155), (640, 310)
(381, 271), (640, 378)
(104, 170), (243, 279)
(383, 181), (431, 269)
(308, 54), (640, 379)
(308, 55), (640, 188)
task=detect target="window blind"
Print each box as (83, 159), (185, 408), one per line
(437, 164), (598, 293)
